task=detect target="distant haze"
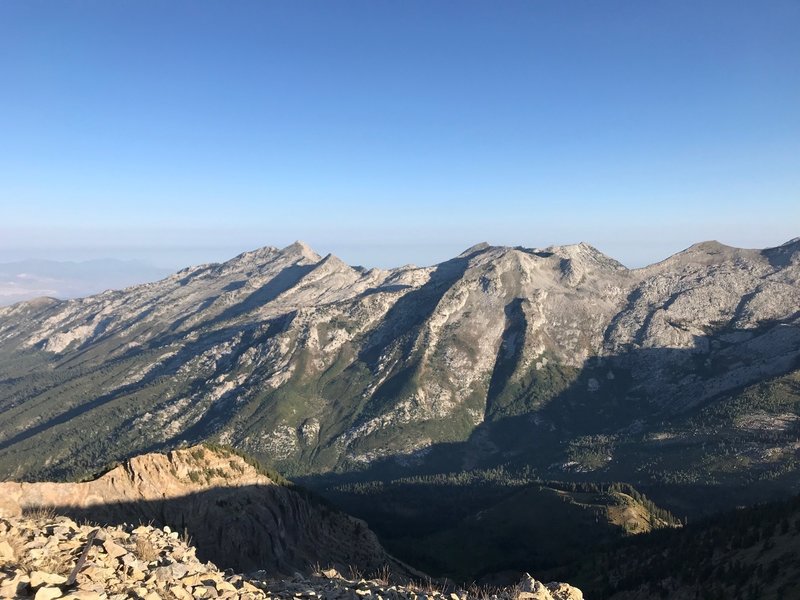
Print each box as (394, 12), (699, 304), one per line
(1, 2), (798, 275)
(0, 259), (172, 306)
(2, 229), (798, 270)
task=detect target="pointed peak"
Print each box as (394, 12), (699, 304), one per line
(222, 241), (321, 270)
(316, 252), (354, 272)
(279, 240), (322, 261)
(282, 240), (314, 253)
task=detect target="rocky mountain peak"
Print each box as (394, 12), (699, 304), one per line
(280, 240), (322, 262)
(543, 241), (626, 270)
(458, 242), (492, 258)
(316, 252), (356, 273)
(639, 239), (756, 273)
(683, 240), (735, 255)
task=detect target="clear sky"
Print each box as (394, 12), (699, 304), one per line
(1, 0), (799, 270)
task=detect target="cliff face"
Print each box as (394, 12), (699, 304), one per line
(0, 446), (395, 576)
(0, 239), (798, 498)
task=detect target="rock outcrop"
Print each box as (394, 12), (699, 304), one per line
(518, 574), (583, 600)
(0, 446), (398, 577)
(0, 514), (266, 599)
(0, 515), (582, 600)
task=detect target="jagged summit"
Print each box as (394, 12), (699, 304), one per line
(761, 237), (800, 268)
(541, 241), (627, 271)
(279, 240), (322, 261)
(1, 237), (799, 498)
(453, 242), (626, 280)
(221, 241), (321, 272)
(768, 237), (800, 256)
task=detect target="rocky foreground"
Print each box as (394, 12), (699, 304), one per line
(0, 446), (397, 577)
(0, 515), (583, 600)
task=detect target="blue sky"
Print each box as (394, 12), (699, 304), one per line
(1, 0), (798, 270)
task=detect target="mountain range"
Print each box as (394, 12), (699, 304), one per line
(0, 238), (799, 523)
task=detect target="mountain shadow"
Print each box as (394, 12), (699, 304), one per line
(485, 298), (528, 420)
(297, 322), (800, 580)
(552, 492), (800, 600)
(357, 252), (478, 368)
(207, 264), (316, 327)
(317, 475), (679, 582)
(19, 484), (395, 577)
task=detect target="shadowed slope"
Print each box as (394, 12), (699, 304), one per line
(0, 239), (797, 496)
(0, 445), (402, 576)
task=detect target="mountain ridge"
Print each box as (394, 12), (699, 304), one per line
(0, 237), (798, 524)
(4, 237), (797, 314)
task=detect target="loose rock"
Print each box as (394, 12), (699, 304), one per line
(0, 516), (581, 600)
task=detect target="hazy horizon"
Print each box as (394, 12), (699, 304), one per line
(2, 232), (798, 272)
(2, 1), (798, 276)
(2, 233), (798, 306)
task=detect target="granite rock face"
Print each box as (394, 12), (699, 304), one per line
(0, 239), (798, 480)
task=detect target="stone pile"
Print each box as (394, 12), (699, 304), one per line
(0, 515), (264, 599)
(0, 515), (583, 600)
(251, 570), (583, 600)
